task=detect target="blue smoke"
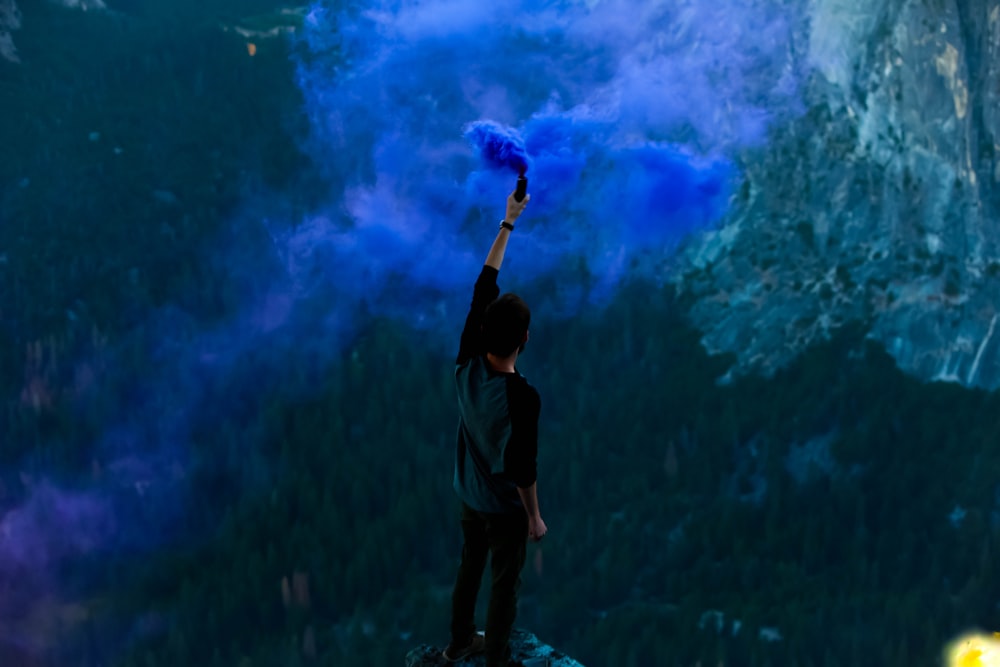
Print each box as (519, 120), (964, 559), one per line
(291, 0), (802, 323)
(465, 121), (530, 174)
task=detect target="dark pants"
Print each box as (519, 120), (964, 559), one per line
(450, 501), (528, 667)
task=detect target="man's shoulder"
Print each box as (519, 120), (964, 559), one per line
(456, 354), (486, 372)
(456, 356), (499, 389)
(506, 373), (540, 407)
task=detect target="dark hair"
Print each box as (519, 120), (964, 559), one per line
(482, 293), (530, 357)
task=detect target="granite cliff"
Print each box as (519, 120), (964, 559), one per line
(677, 0), (1000, 388)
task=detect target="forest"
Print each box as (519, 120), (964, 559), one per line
(1, 2), (998, 666)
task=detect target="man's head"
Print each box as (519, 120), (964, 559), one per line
(482, 293), (530, 358)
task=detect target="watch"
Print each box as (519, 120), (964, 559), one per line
(500, 220), (515, 231)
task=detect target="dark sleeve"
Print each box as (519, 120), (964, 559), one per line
(504, 382), (540, 489)
(456, 265), (500, 365)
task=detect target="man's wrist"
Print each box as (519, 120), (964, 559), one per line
(500, 219), (515, 231)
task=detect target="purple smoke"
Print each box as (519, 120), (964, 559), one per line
(0, 482), (114, 655)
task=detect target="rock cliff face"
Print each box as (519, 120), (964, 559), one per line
(677, 0), (1000, 388)
(405, 629), (585, 667)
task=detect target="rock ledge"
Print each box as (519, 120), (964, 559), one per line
(405, 629), (585, 667)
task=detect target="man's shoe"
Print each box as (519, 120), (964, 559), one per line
(442, 633), (485, 662)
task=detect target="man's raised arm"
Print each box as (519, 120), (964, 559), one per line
(455, 191), (530, 365)
(484, 191), (531, 271)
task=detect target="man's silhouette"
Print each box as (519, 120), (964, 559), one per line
(444, 190), (547, 667)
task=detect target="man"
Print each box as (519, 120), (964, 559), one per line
(443, 189), (548, 667)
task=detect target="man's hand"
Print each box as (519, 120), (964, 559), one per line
(504, 191), (530, 225)
(527, 514), (547, 542)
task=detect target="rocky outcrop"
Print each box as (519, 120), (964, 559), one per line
(405, 629), (585, 667)
(677, 0), (1000, 388)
